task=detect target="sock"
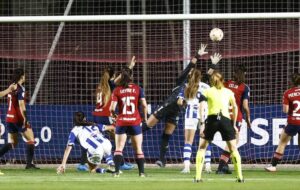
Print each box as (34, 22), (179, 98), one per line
(159, 133), (171, 163)
(0, 143), (13, 157)
(195, 149), (205, 180)
(218, 150), (230, 171)
(231, 150), (243, 180)
(26, 143), (35, 165)
(105, 155), (114, 166)
(113, 151), (123, 174)
(183, 143), (192, 169)
(136, 153), (145, 174)
(205, 145), (212, 167)
(271, 152), (283, 167)
(80, 147), (87, 165)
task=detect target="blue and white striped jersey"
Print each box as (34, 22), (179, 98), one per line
(178, 82), (210, 119)
(67, 124), (105, 150)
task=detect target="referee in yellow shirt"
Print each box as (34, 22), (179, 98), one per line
(195, 70), (244, 183)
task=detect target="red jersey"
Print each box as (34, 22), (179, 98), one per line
(6, 84), (25, 124)
(111, 83), (145, 126)
(92, 80), (116, 117)
(283, 87), (300, 125)
(92, 92), (112, 117)
(224, 80), (250, 122)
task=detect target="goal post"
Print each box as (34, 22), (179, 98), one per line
(0, 10), (299, 165)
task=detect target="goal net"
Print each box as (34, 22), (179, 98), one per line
(0, 0), (299, 166)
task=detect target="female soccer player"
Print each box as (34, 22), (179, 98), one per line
(177, 69), (210, 173)
(143, 44), (221, 167)
(195, 71), (244, 183)
(216, 66), (251, 174)
(265, 73), (300, 172)
(110, 67), (148, 177)
(77, 58), (136, 171)
(57, 112), (115, 174)
(0, 68), (39, 169)
(0, 83), (17, 175)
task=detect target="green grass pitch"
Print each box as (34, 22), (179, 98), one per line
(0, 167), (299, 190)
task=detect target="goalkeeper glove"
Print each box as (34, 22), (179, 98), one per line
(209, 53), (222, 70)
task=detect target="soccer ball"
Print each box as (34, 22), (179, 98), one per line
(209, 28), (224, 42)
(87, 148), (104, 165)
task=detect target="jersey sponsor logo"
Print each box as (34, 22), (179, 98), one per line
(121, 118), (136, 121)
(228, 83), (239, 89)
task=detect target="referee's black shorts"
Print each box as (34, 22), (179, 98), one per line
(203, 115), (236, 141)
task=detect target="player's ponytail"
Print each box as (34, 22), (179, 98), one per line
(185, 69), (201, 99)
(96, 69), (111, 106)
(210, 70), (224, 89)
(119, 67), (133, 88)
(73, 112), (94, 126)
(11, 68), (25, 84)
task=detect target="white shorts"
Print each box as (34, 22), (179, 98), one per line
(184, 118), (199, 130)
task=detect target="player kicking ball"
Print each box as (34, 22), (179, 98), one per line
(57, 112), (115, 174)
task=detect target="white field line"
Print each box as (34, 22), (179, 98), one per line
(0, 177), (300, 182)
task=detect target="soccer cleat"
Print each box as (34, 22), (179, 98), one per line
(236, 178), (245, 183)
(193, 177), (203, 183)
(0, 170), (4, 175)
(181, 168), (190, 174)
(139, 173), (146, 177)
(25, 164), (40, 169)
(120, 162), (134, 170)
(77, 164), (89, 171)
(265, 165), (276, 172)
(155, 160), (166, 168)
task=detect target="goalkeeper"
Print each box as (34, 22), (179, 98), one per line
(143, 44), (221, 167)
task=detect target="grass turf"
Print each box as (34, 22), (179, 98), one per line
(0, 167), (299, 190)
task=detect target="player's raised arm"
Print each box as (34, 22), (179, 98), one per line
(114, 56), (136, 84)
(0, 84), (17, 98)
(176, 44), (208, 86)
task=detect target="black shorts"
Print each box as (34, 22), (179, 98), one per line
(153, 102), (180, 126)
(203, 115), (235, 141)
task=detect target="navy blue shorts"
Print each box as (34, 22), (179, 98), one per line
(93, 116), (113, 125)
(284, 124), (300, 136)
(115, 125), (142, 136)
(7, 122), (26, 133)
